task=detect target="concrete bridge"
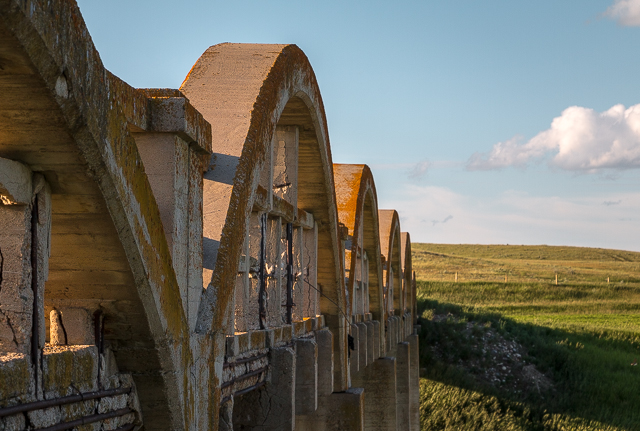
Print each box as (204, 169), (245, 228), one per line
(0, 1), (419, 430)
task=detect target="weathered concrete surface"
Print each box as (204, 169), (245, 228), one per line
(295, 337), (318, 414)
(233, 346), (296, 430)
(0, 1), (419, 429)
(0, 158), (32, 205)
(395, 342), (411, 430)
(296, 387), (365, 431)
(352, 357), (398, 431)
(0, 0), (212, 427)
(333, 164), (384, 334)
(316, 328), (334, 396)
(378, 210), (402, 318)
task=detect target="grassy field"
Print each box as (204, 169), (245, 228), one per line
(413, 244), (640, 431)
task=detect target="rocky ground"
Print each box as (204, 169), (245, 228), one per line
(423, 313), (554, 400)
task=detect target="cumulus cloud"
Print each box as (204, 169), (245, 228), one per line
(467, 104), (640, 172)
(604, 0), (640, 26)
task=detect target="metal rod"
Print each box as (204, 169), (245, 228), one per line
(221, 381), (267, 405)
(286, 222), (293, 324)
(33, 408), (132, 431)
(220, 365), (268, 389)
(258, 213), (267, 329)
(223, 352), (268, 369)
(0, 387), (132, 418)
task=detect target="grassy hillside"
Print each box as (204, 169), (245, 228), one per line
(414, 244), (640, 431)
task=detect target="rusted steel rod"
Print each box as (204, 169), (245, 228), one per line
(33, 407), (132, 431)
(221, 381), (267, 405)
(0, 386), (132, 418)
(223, 352), (268, 369)
(220, 365), (268, 389)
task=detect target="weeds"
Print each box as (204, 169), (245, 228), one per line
(415, 244), (640, 430)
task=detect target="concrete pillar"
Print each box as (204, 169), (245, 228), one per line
(372, 320), (381, 359)
(292, 226), (304, 322)
(386, 318), (397, 356)
(295, 337), (318, 414)
(407, 334), (420, 431)
(357, 322), (368, 369)
(0, 167), (50, 357)
(219, 399), (233, 431)
(134, 133), (190, 316)
(296, 388), (364, 431)
(326, 314), (348, 391)
(302, 223), (318, 318)
(232, 346), (295, 430)
(266, 216), (283, 327)
(316, 329), (333, 396)
(395, 342), (410, 430)
(349, 324), (359, 378)
(365, 321), (375, 366)
(273, 126), (298, 207)
(352, 357), (397, 431)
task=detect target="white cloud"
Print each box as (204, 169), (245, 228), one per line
(407, 160), (430, 181)
(604, 0), (640, 26)
(383, 184), (640, 251)
(467, 104), (640, 172)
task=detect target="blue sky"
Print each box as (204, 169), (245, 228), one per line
(76, 0), (640, 251)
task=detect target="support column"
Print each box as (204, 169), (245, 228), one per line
(365, 321), (374, 366)
(407, 334), (420, 431)
(219, 399), (233, 431)
(371, 321), (381, 359)
(357, 322), (368, 369)
(296, 388), (364, 431)
(295, 337), (318, 414)
(232, 346), (295, 430)
(395, 342), (411, 430)
(349, 324), (359, 378)
(352, 357), (397, 431)
(316, 328), (333, 396)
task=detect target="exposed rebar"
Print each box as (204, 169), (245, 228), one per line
(0, 386), (132, 418)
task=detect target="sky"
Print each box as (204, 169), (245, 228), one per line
(75, 0), (640, 252)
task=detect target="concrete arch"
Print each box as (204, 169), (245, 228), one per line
(0, 2), (212, 429)
(378, 210), (403, 317)
(333, 164), (384, 325)
(181, 43), (349, 389)
(401, 232), (413, 318)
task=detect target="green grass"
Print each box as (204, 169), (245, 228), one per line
(414, 244), (640, 431)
